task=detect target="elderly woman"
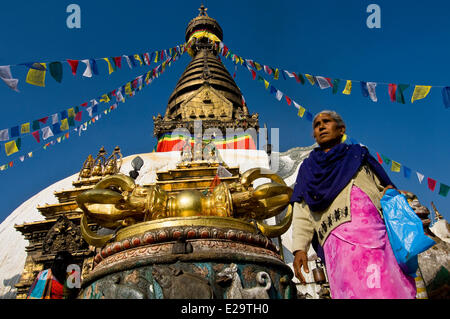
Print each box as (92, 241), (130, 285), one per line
(291, 110), (416, 299)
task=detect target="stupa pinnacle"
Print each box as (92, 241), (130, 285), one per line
(153, 5), (259, 143)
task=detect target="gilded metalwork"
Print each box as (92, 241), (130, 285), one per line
(77, 166), (293, 247)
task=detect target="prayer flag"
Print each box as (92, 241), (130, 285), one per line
(125, 82), (132, 95)
(113, 57), (122, 69)
(411, 85), (432, 103)
(86, 106), (93, 117)
(60, 110), (68, 120)
(68, 117), (75, 127)
(367, 82), (378, 102)
(0, 65), (19, 92)
(10, 126), (19, 138)
(396, 84), (409, 104)
(438, 183), (450, 197)
(416, 172), (424, 184)
(264, 80), (269, 90)
(284, 70), (295, 78)
(332, 79), (340, 94)
(304, 74), (315, 85)
(103, 58), (114, 75)
(293, 101), (301, 109)
(41, 126), (54, 140)
(391, 160), (401, 172)
(403, 166), (411, 179)
(100, 94), (110, 103)
(285, 96), (292, 106)
(26, 63), (46, 87)
(0, 129), (9, 141)
(49, 62), (63, 83)
(67, 60), (79, 76)
(134, 54), (143, 66)
(316, 76), (332, 89)
(293, 73), (305, 84)
(442, 87), (450, 108)
(67, 108), (75, 118)
(21, 123), (30, 134)
(342, 80), (352, 95)
(5, 140), (19, 156)
(274, 68), (279, 80)
(376, 152), (383, 164)
(38, 117), (48, 124)
(89, 59), (99, 75)
(305, 112), (313, 122)
(388, 84), (397, 102)
(297, 106), (306, 118)
(380, 154), (391, 165)
(52, 123), (61, 134)
(360, 81), (369, 98)
(427, 178), (437, 192)
(60, 118), (69, 131)
(341, 134), (347, 143)
(32, 120), (40, 131)
(143, 53), (150, 65)
(75, 111), (82, 122)
(264, 65), (272, 75)
(154, 51), (159, 63)
(81, 59), (92, 78)
(275, 89), (283, 101)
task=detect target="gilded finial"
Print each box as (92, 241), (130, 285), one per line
(198, 4), (208, 16)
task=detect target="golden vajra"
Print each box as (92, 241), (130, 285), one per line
(77, 168), (293, 247)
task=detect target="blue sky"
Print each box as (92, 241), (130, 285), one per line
(1, 0), (449, 223)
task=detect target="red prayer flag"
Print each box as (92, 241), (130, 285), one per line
(80, 102), (88, 107)
(428, 178), (437, 191)
(67, 60), (79, 76)
(32, 130), (40, 143)
(75, 111), (82, 122)
(325, 77), (333, 87)
(113, 57), (122, 69)
(222, 46), (228, 56)
(285, 96), (292, 106)
(251, 69), (256, 80)
(388, 84), (397, 102)
(38, 117), (49, 124)
(376, 152), (383, 164)
(9, 161), (13, 167)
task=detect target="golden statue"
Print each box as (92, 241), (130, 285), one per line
(77, 168), (293, 247)
(78, 154), (94, 179)
(103, 146), (123, 176)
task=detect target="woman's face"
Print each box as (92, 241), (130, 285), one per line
(313, 113), (345, 149)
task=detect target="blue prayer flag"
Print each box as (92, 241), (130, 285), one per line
(403, 166), (411, 179)
(270, 85), (277, 95)
(305, 111), (313, 122)
(10, 126), (19, 138)
(52, 123), (62, 134)
(442, 87), (450, 108)
(61, 110), (68, 119)
(360, 81), (369, 97)
(89, 59), (99, 75)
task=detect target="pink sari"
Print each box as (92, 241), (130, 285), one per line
(323, 185), (416, 299)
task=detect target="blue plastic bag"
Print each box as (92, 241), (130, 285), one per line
(380, 189), (435, 278)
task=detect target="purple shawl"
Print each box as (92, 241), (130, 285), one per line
(290, 143), (394, 212)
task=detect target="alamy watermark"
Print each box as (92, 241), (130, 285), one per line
(66, 4), (81, 29)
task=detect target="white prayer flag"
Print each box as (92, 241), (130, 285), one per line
(284, 70), (295, 78)
(417, 172), (425, 184)
(51, 113), (59, 125)
(123, 55), (133, 69)
(217, 165), (233, 178)
(315, 76), (331, 89)
(41, 126), (54, 140)
(82, 59), (93, 78)
(0, 128), (9, 141)
(0, 65), (19, 92)
(367, 82), (378, 102)
(275, 90), (283, 101)
(86, 106), (93, 117)
(19, 155), (25, 162)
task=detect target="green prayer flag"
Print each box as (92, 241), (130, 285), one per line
(68, 117), (75, 127)
(439, 183), (450, 197)
(380, 154), (391, 165)
(32, 120), (40, 131)
(332, 79), (341, 94)
(49, 62), (63, 83)
(396, 84), (410, 104)
(257, 75), (264, 83)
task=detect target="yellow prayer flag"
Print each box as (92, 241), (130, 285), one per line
(342, 80), (352, 95)
(254, 62), (262, 71)
(305, 74), (316, 86)
(134, 54), (143, 66)
(100, 94), (110, 103)
(341, 134), (348, 143)
(264, 80), (269, 89)
(28, 152), (33, 158)
(5, 140), (18, 156)
(103, 58), (114, 75)
(25, 63), (46, 87)
(154, 51), (159, 63)
(21, 123), (30, 134)
(239, 57), (244, 65)
(60, 118), (69, 131)
(411, 85), (432, 103)
(274, 69), (279, 80)
(297, 106), (306, 118)
(67, 107), (75, 118)
(125, 82), (132, 95)
(391, 160), (401, 172)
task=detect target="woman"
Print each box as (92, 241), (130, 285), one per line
(291, 110), (416, 299)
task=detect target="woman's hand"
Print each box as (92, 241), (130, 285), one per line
(382, 185), (395, 197)
(293, 250), (309, 284)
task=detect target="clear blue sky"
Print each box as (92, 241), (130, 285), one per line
(1, 0), (449, 223)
